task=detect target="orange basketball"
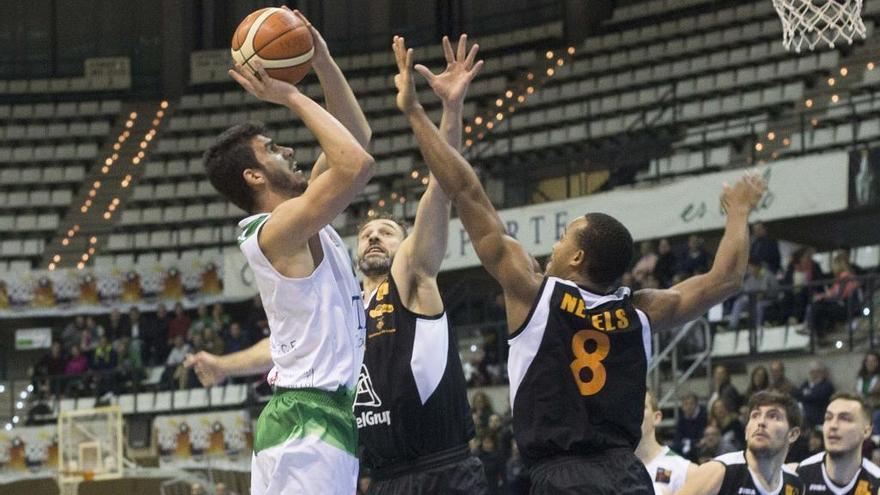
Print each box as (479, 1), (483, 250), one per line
(231, 8), (314, 85)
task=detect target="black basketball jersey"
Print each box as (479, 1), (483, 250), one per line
(354, 274), (474, 471)
(507, 277), (652, 467)
(715, 451), (804, 495)
(797, 452), (880, 494)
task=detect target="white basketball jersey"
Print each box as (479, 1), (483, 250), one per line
(238, 213), (366, 391)
(645, 446), (692, 494)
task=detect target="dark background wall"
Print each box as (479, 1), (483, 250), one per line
(0, 0), (564, 95)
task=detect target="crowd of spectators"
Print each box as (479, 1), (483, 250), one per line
(28, 296), (270, 407)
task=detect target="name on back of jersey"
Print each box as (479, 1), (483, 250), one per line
(559, 292), (630, 331)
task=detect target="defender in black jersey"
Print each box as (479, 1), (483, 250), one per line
(355, 35), (487, 495)
(393, 34), (768, 494)
(679, 391), (804, 495)
(796, 393), (880, 494)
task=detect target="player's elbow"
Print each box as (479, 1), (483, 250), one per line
(351, 152), (376, 184)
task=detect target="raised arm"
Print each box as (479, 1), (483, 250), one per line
(229, 60), (375, 253)
(634, 172), (766, 333)
(392, 35), (480, 291)
(291, 10), (371, 182)
(184, 338), (271, 387)
(393, 36), (542, 331)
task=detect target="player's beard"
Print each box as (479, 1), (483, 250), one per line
(359, 253), (392, 278)
(826, 446), (856, 461)
(265, 160), (305, 197)
(748, 442), (784, 460)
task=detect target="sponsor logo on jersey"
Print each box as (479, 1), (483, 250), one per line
(655, 468), (671, 483)
(354, 364), (382, 408)
(737, 489), (756, 495)
(807, 484), (826, 492)
(356, 410), (391, 428)
(855, 480), (871, 495)
(785, 486), (800, 495)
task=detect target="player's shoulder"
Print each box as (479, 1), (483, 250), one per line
(713, 451), (746, 467)
(798, 451), (825, 470)
(861, 456), (880, 478)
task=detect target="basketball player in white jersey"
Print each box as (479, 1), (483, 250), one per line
(393, 34), (766, 494)
(638, 390), (697, 494)
(185, 11), (373, 495)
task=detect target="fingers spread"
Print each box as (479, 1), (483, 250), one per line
(414, 64), (435, 81)
(465, 43), (480, 68)
(468, 59), (485, 79)
(456, 34), (468, 61)
(228, 69), (255, 93)
(442, 36), (454, 63)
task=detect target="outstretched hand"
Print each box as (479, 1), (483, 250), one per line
(228, 58), (300, 107)
(721, 170), (767, 216)
(414, 34), (483, 106)
(183, 351), (227, 388)
(392, 35), (421, 114)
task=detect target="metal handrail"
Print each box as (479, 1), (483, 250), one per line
(648, 318), (712, 410)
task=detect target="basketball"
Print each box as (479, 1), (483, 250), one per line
(230, 7), (314, 85)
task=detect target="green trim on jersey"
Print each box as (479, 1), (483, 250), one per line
(238, 213), (270, 245)
(254, 387), (358, 456)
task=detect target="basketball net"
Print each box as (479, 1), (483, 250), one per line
(773, 0), (867, 52)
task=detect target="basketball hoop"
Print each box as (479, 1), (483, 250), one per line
(772, 0), (867, 52)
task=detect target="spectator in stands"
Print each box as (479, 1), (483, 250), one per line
(654, 238), (677, 288)
(190, 303), (211, 336)
(136, 305), (161, 366)
(34, 342), (66, 395)
(79, 324), (96, 352)
(745, 365), (770, 400)
(795, 360), (835, 428)
(150, 303), (171, 365)
(162, 335), (192, 390)
(471, 391), (494, 429)
(708, 364), (742, 413)
(126, 306), (144, 341)
(167, 303), (191, 345)
(64, 344), (89, 396)
(190, 483), (204, 495)
(769, 360), (797, 396)
(210, 303), (230, 330)
(727, 261), (779, 331)
(357, 474), (372, 495)
(696, 425), (736, 463)
(202, 325), (225, 356)
(243, 294), (267, 343)
(782, 246), (826, 324)
(835, 248), (866, 276)
(856, 351), (880, 434)
(806, 428), (824, 458)
(749, 222), (781, 274)
(224, 322), (248, 354)
(709, 399), (745, 450)
(214, 483), (227, 495)
(632, 241), (658, 285)
(64, 344), (88, 375)
(807, 253), (861, 338)
(61, 315), (86, 349)
(678, 235), (710, 276)
(674, 391), (708, 462)
(115, 336), (143, 391)
(105, 307), (129, 341)
(92, 335), (118, 398)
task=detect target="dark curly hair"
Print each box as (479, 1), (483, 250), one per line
(203, 121), (268, 213)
